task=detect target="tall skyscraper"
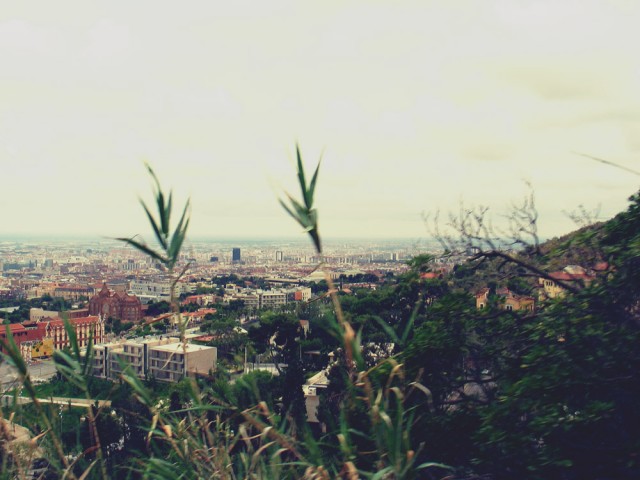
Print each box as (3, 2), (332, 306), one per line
(232, 248), (241, 263)
(276, 251), (283, 262)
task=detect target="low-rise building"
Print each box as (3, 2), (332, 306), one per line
(179, 309), (217, 328)
(92, 342), (115, 379)
(259, 291), (287, 309)
(91, 337), (216, 382)
(182, 294), (218, 306)
(225, 286), (312, 310)
(0, 315), (105, 360)
(148, 342), (217, 382)
(108, 337), (177, 380)
(539, 267), (595, 300)
(303, 370), (330, 423)
(130, 279), (195, 302)
(29, 308), (58, 322)
(53, 284), (95, 301)
(476, 287), (535, 312)
(42, 315), (106, 349)
(286, 287), (312, 302)
(231, 292), (260, 309)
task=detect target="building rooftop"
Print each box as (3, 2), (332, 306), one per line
(151, 342), (215, 353)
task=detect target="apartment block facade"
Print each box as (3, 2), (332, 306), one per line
(92, 337), (216, 382)
(148, 343), (217, 382)
(129, 279), (195, 302)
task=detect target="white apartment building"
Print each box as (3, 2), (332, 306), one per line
(231, 293), (260, 309)
(225, 287), (312, 310)
(129, 280), (195, 302)
(148, 343), (217, 382)
(109, 337), (179, 380)
(92, 336), (216, 382)
(92, 343), (112, 379)
(93, 337), (170, 379)
(259, 291), (287, 309)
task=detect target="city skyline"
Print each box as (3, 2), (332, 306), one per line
(1, 1), (639, 240)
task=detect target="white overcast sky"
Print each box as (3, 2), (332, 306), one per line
(0, 1), (639, 241)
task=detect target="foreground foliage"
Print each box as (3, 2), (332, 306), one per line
(0, 155), (639, 480)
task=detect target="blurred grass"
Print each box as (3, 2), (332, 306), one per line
(0, 152), (444, 480)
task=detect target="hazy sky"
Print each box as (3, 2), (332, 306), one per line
(1, 1), (639, 242)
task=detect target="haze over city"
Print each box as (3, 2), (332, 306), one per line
(1, 1), (639, 241)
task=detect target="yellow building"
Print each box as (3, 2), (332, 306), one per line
(538, 270), (595, 300)
(476, 287), (535, 312)
(31, 338), (54, 359)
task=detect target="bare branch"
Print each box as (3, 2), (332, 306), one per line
(498, 181), (540, 254)
(563, 203), (602, 228)
(471, 250), (580, 294)
(573, 151), (640, 176)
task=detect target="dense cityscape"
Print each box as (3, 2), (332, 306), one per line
(0, 236), (430, 385)
(0, 236), (430, 308)
(3, 1), (640, 479)
(3, 203), (636, 480)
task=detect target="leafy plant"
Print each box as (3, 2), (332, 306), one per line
(116, 163), (192, 343)
(277, 146), (447, 479)
(117, 163), (190, 272)
(279, 144), (322, 254)
(0, 318), (108, 479)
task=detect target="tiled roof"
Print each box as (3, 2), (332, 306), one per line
(549, 272), (593, 281)
(45, 316), (100, 327)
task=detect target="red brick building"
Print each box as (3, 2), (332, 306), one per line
(89, 284), (142, 321)
(0, 315), (105, 359)
(40, 315), (105, 349)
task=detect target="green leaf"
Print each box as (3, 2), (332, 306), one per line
(285, 193), (310, 224)
(121, 364), (153, 406)
(115, 237), (167, 264)
(156, 188), (167, 236)
(54, 350), (87, 392)
(0, 325), (28, 377)
(416, 462), (453, 471)
(167, 199), (191, 266)
(279, 199), (297, 222)
(145, 163), (163, 202)
(371, 467), (393, 480)
(308, 159), (321, 206)
(296, 144), (309, 208)
(371, 315), (400, 344)
(400, 301), (421, 346)
(82, 331), (95, 377)
(353, 328), (365, 371)
(165, 191), (173, 238)
(140, 199), (167, 249)
(279, 144), (323, 253)
(63, 315), (81, 360)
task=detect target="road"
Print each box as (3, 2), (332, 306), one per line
(0, 359), (113, 410)
(1, 395), (111, 408)
(0, 358), (57, 389)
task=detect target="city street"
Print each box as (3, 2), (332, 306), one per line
(0, 359), (57, 390)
